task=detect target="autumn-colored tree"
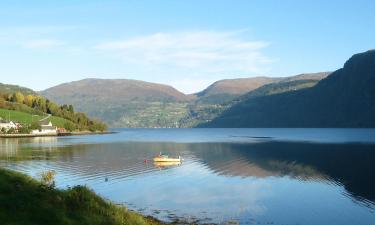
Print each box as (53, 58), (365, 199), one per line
(12, 92), (25, 104)
(24, 95), (34, 107)
(47, 101), (59, 115)
(0, 96), (5, 108)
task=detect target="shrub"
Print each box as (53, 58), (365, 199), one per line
(40, 170), (56, 188)
(18, 126), (30, 134)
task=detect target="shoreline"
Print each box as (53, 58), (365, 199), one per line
(0, 131), (115, 138)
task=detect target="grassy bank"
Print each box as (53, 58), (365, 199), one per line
(0, 168), (166, 225)
(0, 108), (68, 127)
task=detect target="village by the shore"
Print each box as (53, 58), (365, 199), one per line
(0, 116), (68, 137)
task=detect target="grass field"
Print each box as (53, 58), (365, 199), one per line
(0, 168), (166, 225)
(0, 108), (69, 127)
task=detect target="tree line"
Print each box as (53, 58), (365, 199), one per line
(0, 92), (107, 132)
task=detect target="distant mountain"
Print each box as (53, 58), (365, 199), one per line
(41, 78), (191, 104)
(40, 73), (330, 128)
(0, 83), (36, 95)
(201, 50), (375, 127)
(195, 73), (329, 104)
(195, 77), (277, 104)
(41, 78), (194, 127)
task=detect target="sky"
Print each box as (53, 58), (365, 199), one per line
(0, 0), (374, 94)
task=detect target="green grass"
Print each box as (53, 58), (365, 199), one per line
(0, 108), (69, 127)
(0, 168), (166, 225)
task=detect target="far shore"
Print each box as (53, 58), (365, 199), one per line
(0, 131), (115, 138)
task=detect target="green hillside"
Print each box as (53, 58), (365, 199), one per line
(0, 108), (68, 128)
(0, 90), (107, 132)
(0, 168), (165, 225)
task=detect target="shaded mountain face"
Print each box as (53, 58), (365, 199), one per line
(202, 50), (375, 127)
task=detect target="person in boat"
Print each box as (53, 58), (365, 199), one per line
(158, 152), (168, 158)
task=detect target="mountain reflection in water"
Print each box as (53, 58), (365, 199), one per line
(0, 129), (375, 224)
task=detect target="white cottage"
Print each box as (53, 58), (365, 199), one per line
(0, 121), (17, 131)
(31, 119), (57, 135)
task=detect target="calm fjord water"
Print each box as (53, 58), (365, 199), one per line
(1, 128), (375, 224)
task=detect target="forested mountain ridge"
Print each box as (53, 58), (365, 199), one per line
(40, 73), (328, 127)
(201, 50), (375, 127)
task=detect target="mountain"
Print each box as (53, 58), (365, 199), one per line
(41, 79), (193, 127)
(201, 50), (375, 127)
(41, 78), (191, 104)
(195, 73), (329, 104)
(195, 77), (278, 104)
(40, 73), (329, 128)
(0, 83), (36, 95)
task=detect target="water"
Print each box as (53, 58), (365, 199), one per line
(1, 128), (375, 224)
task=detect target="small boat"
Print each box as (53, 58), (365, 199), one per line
(153, 154), (182, 162)
(154, 161), (181, 167)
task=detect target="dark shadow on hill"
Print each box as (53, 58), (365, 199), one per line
(200, 50), (375, 127)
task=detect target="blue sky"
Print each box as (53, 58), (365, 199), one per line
(0, 0), (374, 93)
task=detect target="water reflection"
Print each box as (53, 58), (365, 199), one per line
(154, 161), (182, 168)
(1, 132), (375, 224)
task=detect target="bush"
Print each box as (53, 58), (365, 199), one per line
(6, 127), (16, 134)
(64, 122), (76, 132)
(29, 121), (41, 130)
(18, 126), (30, 134)
(40, 170), (56, 188)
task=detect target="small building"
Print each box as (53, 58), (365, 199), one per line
(0, 121), (17, 131)
(31, 119), (57, 135)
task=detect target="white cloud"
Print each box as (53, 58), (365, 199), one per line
(95, 31), (273, 87)
(23, 39), (65, 49)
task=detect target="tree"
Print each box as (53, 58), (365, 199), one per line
(0, 96), (5, 108)
(29, 121), (41, 131)
(24, 95), (34, 107)
(68, 105), (74, 113)
(63, 122), (76, 132)
(47, 101), (59, 115)
(12, 92), (24, 104)
(18, 126), (30, 134)
(6, 127), (16, 134)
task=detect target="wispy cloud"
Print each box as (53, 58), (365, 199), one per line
(23, 39), (65, 49)
(96, 30), (272, 75)
(0, 25), (79, 37)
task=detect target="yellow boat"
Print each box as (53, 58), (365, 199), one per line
(154, 161), (181, 167)
(153, 155), (182, 162)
